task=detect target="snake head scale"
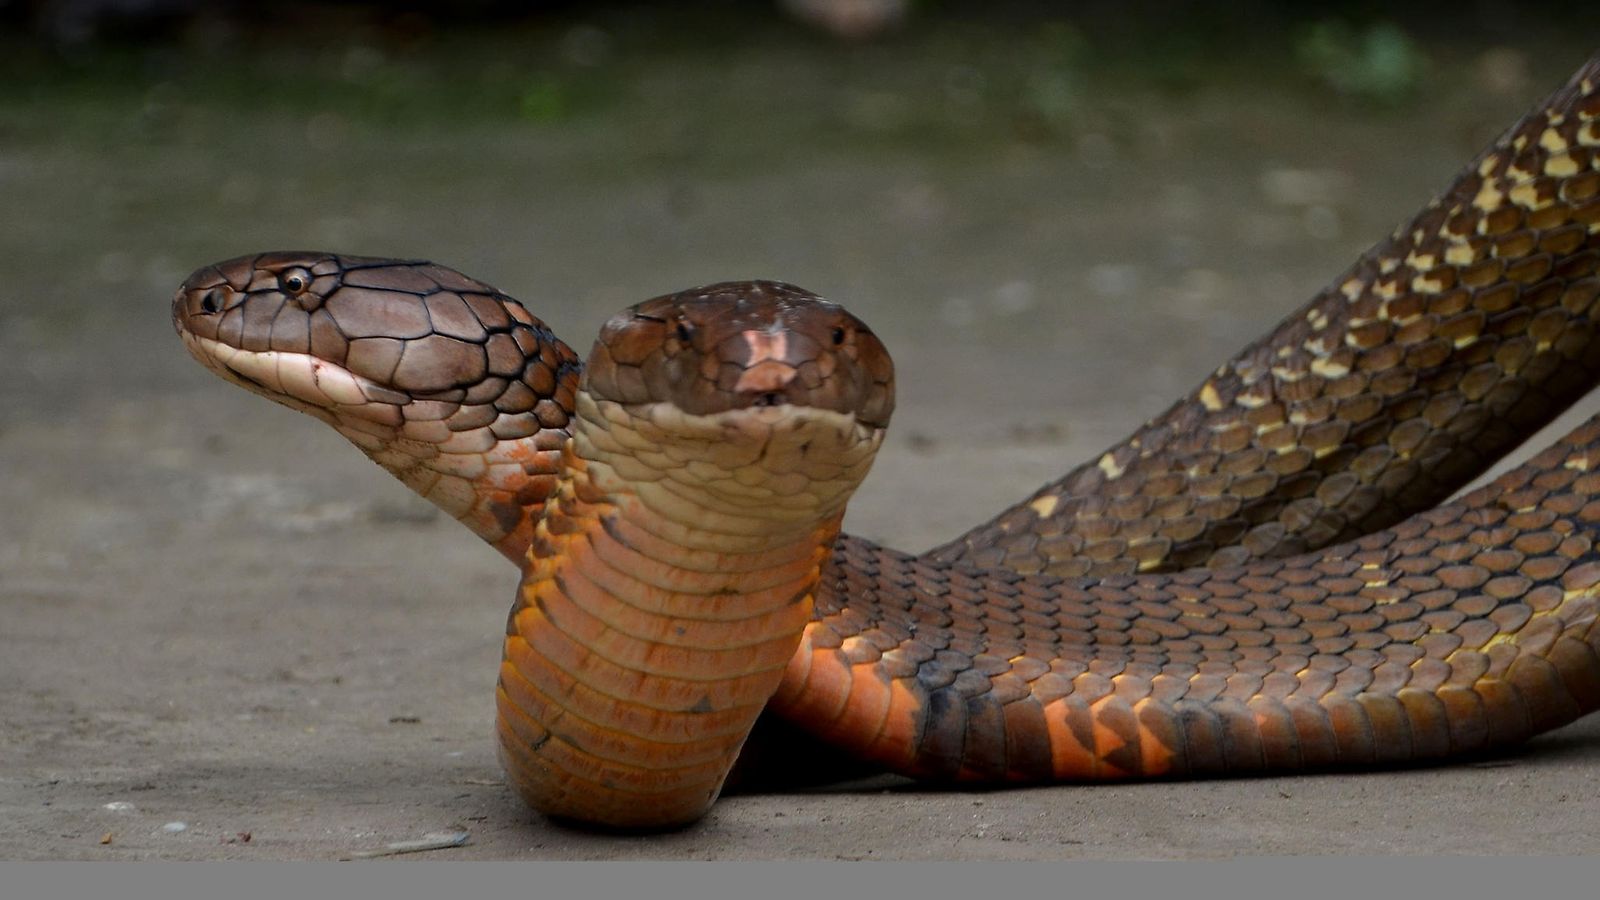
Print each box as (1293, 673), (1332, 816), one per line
(586, 280), (895, 427)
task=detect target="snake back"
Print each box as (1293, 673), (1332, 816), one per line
(932, 55), (1600, 581)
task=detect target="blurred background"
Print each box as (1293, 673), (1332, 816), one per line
(8, 2), (1600, 859)
(6, 1), (1600, 545)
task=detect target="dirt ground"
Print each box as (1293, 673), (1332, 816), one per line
(6, 21), (1600, 858)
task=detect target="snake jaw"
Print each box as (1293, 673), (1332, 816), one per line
(180, 332), (395, 426)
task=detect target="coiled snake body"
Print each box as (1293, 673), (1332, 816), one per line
(174, 55), (1600, 828)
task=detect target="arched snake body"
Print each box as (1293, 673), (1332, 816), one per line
(174, 54), (1600, 828)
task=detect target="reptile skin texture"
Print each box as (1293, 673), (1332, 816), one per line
(931, 54), (1600, 580)
(169, 53), (1600, 827)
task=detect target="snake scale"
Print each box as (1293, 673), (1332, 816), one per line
(172, 53), (1600, 828)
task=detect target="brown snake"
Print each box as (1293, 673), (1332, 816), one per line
(172, 54), (1600, 828)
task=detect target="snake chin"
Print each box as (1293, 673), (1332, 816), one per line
(574, 393), (886, 528)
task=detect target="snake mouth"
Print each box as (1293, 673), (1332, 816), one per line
(177, 331), (408, 427)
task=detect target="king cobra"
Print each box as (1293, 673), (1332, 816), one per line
(174, 55), (1600, 829)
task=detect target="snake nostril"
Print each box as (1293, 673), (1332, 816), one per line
(755, 392), (784, 407)
(199, 289), (224, 315)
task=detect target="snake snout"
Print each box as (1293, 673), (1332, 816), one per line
(172, 261), (241, 337)
(732, 335), (801, 409)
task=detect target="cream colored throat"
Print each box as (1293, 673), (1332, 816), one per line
(492, 393), (883, 828)
(571, 392), (885, 540)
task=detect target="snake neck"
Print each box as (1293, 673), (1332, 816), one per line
(344, 416), (564, 565)
(496, 392), (878, 828)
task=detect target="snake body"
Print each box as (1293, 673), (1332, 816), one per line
(933, 56), (1600, 578)
(499, 283), (893, 825)
(172, 54), (1600, 828)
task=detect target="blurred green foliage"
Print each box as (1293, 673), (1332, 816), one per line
(1, 1), (1597, 166)
(1296, 20), (1428, 106)
(517, 76), (572, 124)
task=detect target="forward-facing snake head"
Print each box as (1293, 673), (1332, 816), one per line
(172, 252), (584, 561)
(574, 281), (895, 528)
(585, 280), (895, 428)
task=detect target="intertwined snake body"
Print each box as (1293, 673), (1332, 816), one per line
(172, 54), (1600, 828)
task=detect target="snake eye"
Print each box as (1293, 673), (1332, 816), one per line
(831, 326), (846, 345)
(676, 321), (693, 342)
(279, 267), (313, 296)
